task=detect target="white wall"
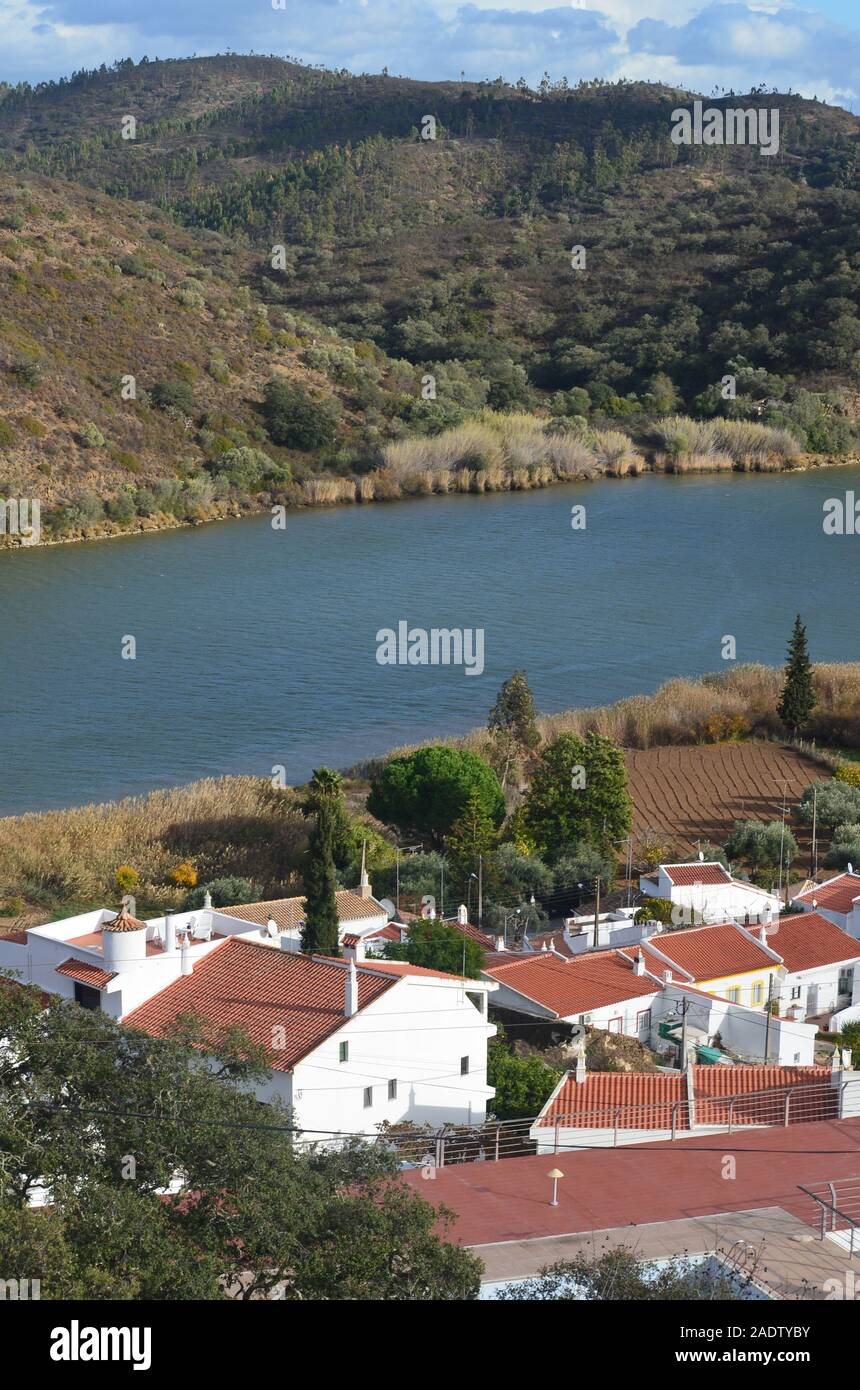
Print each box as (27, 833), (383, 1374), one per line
(287, 976), (496, 1139)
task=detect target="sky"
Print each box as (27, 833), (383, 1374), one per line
(2, 0), (860, 111)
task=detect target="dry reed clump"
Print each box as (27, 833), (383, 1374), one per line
(649, 416), (802, 470)
(0, 776), (306, 909)
(665, 451), (734, 473)
(302, 477), (357, 505)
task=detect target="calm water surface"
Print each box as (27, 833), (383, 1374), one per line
(1, 467), (859, 814)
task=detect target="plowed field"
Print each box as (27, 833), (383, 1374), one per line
(625, 742), (828, 856)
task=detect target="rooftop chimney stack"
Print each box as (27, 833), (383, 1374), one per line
(634, 949), (645, 976)
(575, 1048), (587, 1085)
(203, 889), (212, 910)
(457, 903), (468, 925)
(342, 935), (366, 963)
(180, 939), (193, 977)
(164, 912), (176, 957)
(345, 958), (359, 1017)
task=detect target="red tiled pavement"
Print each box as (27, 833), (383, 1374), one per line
(402, 1117), (860, 1245)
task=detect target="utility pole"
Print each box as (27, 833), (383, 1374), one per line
(679, 997), (689, 1067)
(777, 781), (788, 906)
(811, 784), (818, 880)
(478, 853), (483, 927)
(764, 973), (773, 1062)
(593, 875), (601, 950)
(440, 858), (445, 919)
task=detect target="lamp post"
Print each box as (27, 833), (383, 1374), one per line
(548, 1168), (564, 1207)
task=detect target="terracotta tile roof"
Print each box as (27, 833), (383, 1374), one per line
(125, 937), (397, 1070)
(102, 906), (146, 933)
(55, 958), (117, 989)
(0, 929), (28, 945)
(218, 891), (384, 933)
(525, 930), (576, 958)
(481, 950), (658, 1018)
(640, 922), (775, 981)
(349, 959), (469, 982)
(662, 863), (732, 887)
(795, 872), (860, 915)
(363, 923), (403, 942)
(538, 1065), (836, 1129)
(446, 918), (497, 951)
(761, 911), (860, 973)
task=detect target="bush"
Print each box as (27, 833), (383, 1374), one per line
(262, 377), (338, 450)
(182, 877), (261, 909)
(169, 860), (198, 889)
(797, 780), (860, 831)
(209, 446), (290, 491)
(80, 422), (105, 448)
(150, 379), (195, 416)
(835, 764), (860, 789)
(10, 356), (44, 387)
(115, 865), (140, 893)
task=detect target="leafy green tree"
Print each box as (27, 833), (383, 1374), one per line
(183, 876), (262, 909)
(797, 779), (860, 831)
(778, 615), (816, 737)
(634, 896), (675, 926)
(368, 746), (505, 849)
(724, 819), (797, 873)
(0, 983), (481, 1300)
(446, 789), (499, 876)
(262, 376), (338, 449)
(488, 1042), (561, 1120)
(488, 670), (541, 787)
(522, 731), (631, 860)
(300, 768), (342, 954)
(384, 918), (484, 979)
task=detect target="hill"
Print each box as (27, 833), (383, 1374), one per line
(2, 56), (860, 542)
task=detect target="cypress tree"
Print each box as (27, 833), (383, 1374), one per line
(300, 768), (342, 955)
(777, 615), (816, 738)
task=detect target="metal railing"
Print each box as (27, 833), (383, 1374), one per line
(363, 1077), (860, 1168)
(799, 1176), (860, 1255)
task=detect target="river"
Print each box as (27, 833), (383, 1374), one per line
(1, 466), (859, 814)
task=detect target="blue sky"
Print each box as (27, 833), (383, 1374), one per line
(3, 0), (860, 111)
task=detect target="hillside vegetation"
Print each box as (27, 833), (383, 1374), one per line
(2, 56), (860, 542)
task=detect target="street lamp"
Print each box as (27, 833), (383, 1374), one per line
(548, 1168), (564, 1207)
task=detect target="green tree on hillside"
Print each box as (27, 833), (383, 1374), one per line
(262, 376), (338, 450)
(446, 789), (499, 877)
(522, 731), (631, 860)
(368, 746), (505, 849)
(778, 615), (816, 737)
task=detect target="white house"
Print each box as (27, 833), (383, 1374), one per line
(756, 910), (860, 1022)
(125, 934), (497, 1138)
(792, 871), (860, 940)
(640, 862), (782, 924)
(481, 949), (661, 1041)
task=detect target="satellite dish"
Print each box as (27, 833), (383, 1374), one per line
(379, 897), (397, 919)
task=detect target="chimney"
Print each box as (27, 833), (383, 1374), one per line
(662, 968), (673, 984)
(575, 1048), (587, 1085)
(164, 912), (176, 956)
(457, 903), (468, 925)
(345, 958), (359, 1017)
(203, 889), (212, 910)
(342, 935), (366, 963)
(634, 949), (645, 976)
(180, 939), (193, 977)
(357, 840), (373, 900)
(495, 935), (505, 952)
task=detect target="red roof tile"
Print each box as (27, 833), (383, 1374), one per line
(663, 863), (732, 886)
(125, 937), (397, 1070)
(482, 950), (657, 1018)
(761, 911), (860, 972)
(538, 1065), (836, 1129)
(55, 958), (117, 989)
(795, 872), (860, 915)
(640, 922), (775, 980)
(446, 918), (497, 951)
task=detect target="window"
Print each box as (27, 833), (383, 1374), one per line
(339, 1040), (348, 1063)
(791, 986), (802, 1000)
(363, 1086), (373, 1108)
(636, 1009), (651, 1033)
(752, 981), (764, 1005)
(726, 988), (740, 1003)
(460, 1056), (470, 1075)
(607, 1017), (623, 1033)
(73, 982), (100, 1011)
(388, 1078), (397, 1101)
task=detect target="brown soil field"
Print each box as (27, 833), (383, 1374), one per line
(625, 742), (829, 859)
